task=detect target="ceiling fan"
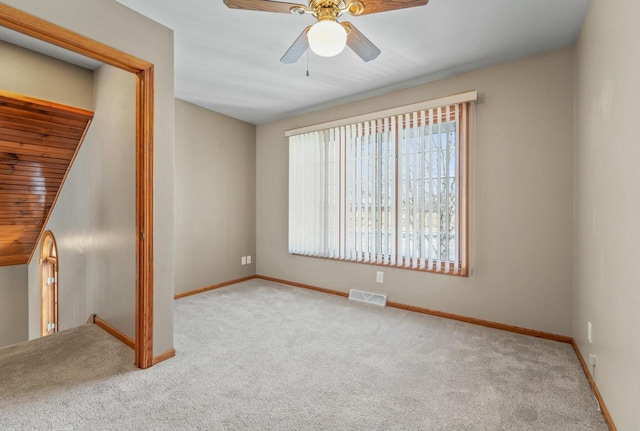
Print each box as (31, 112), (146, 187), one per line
(223, 0), (429, 63)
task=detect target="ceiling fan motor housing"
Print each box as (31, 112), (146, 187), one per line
(310, 0), (343, 21)
(293, 1), (365, 18)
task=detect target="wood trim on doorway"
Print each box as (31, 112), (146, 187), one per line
(0, 3), (156, 369)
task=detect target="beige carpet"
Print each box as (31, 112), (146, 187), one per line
(0, 279), (607, 430)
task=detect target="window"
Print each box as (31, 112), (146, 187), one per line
(40, 231), (59, 336)
(288, 92), (474, 276)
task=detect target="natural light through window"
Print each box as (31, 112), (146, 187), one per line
(288, 92), (474, 276)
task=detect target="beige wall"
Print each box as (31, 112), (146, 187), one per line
(174, 100), (256, 295)
(27, 64), (136, 339)
(5, 0), (176, 355)
(257, 48), (575, 336)
(573, 0), (640, 428)
(0, 265), (28, 347)
(0, 39), (93, 109)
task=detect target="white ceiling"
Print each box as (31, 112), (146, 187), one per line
(114, 0), (592, 125)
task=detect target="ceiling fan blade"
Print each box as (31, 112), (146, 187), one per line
(223, 0), (305, 14)
(280, 26), (311, 64)
(343, 22), (381, 62)
(347, 0), (429, 15)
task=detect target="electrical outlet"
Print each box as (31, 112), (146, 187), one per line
(376, 271), (384, 283)
(589, 354), (597, 366)
(587, 321), (592, 344)
(241, 256), (247, 265)
(247, 256), (252, 264)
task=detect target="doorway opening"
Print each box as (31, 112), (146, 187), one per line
(1, 3), (156, 367)
(40, 231), (58, 337)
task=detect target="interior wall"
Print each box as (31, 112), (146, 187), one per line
(27, 64), (136, 339)
(0, 265), (28, 347)
(6, 0), (176, 355)
(573, 0), (640, 428)
(174, 100), (256, 295)
(0, 38), (94, 343)
(0, 39), (93, 109)
(257, 47), (575, 336)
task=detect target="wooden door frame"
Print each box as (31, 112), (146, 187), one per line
(0, 4), (155, 368)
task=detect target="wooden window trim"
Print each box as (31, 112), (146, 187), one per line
(0, 4), (155, 369)
(40, 230), (58, 337)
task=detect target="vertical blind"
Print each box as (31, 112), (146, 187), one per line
(289, 94), (472, 275)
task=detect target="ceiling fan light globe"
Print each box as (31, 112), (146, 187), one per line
(307, 20), (347, 57)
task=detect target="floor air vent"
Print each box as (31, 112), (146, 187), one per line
(348, 289), (387, 307)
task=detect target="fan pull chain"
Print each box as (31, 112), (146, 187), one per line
(306, 50), (310, 77)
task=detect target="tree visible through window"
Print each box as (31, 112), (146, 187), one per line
(289, 98), (470, 276)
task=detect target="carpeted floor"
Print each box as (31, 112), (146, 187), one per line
(0, 279), (607, 430)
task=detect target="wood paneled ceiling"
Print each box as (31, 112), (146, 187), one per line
(0, 91), (93, 266)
